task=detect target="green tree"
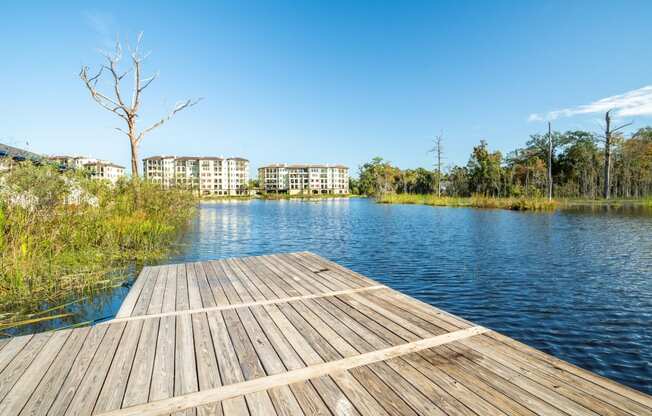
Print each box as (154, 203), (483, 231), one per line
(348, 177), (360, 195)
(526, 128), (571, 199)
(445, 166), (469, 196)
(358, 157), (398, 196)
(467, 140), (503, 196)
(557, 131), (600, 198)
(413, 168), (436, 194)
(612, 129), (652, 197)
(396, 169), (418, 194)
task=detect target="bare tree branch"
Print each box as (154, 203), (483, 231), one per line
(139, 71), (159, 93)
(115, 127), (130, 137)
(613, 121), (634, 133)
(104, 46), (128, 108)
(136, 98), (203, 143)
(80, 66), (129, 120)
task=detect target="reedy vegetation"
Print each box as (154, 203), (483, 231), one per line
(0, 163), (196, 319)
(352, 127), (652, 209)
(377, 194), (558, 211)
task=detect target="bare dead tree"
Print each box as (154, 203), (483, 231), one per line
(526, 123), (568, 200)
(600, 110), (632, 199)
(547, 122), (553, 201)
(428, 132), (444, 197)
(80, 33), (201, 177)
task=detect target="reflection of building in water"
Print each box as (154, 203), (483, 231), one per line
(258, 163), (349, 195)
(142, 156), (249, 196)
(195, 202), (253, 249)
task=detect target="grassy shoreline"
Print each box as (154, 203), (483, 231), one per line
(557, 197), (652, 207)
(377, 194), (652, 211)
(377, 194), (560, 211)
(0, 165), (197, 331)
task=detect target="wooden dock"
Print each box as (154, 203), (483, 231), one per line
(0, 252), (650, 415)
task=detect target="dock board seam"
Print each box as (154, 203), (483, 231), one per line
(95, 325), (490, 416)
(103, 285), (387, 324)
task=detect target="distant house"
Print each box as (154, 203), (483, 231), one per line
(0, 143), (43, 171)
(85, 162), (126, 184)
(48, 155), (96, 170)
(47, 155), (126, 184)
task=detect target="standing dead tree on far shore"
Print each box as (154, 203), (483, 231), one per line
(600, 110), (632, 199)
(80, 32), (201, 177)
(526, 123), (569, 200)
(428, 132), (444, 197)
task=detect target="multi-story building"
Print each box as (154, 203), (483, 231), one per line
(85, 162), (126, 184)
(258, 163), (349, 195)
(142, 156), (249, 196)
(49, 156), (97, 170)
(47, 155), (125, 183)
(140, 156), (176, 188)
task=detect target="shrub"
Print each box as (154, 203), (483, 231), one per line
(0, 164), (196, 316)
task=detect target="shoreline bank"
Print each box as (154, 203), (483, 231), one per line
(376, 194), (652, 211)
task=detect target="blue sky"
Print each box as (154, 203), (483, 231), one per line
(1, 1), (652, 175)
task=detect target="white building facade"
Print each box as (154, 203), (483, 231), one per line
(48, 155), (125, 184)
(143, 156), (249, 196)
(86, 162), (126, 184)
(258, 164), (349, 195)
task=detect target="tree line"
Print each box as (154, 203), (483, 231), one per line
(352, 123), (652, 199)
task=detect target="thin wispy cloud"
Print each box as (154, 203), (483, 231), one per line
(529, 85), (652, 122)
(82, 10), (116, 49)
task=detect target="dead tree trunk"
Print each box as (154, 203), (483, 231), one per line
(429, 133), (444, 197)
(547, 122), (553, 200)
(437, 138), (442, 197)
(130, 139), (139, 175)
(602, 110), (632, 199)
(604, 112), (612, 199)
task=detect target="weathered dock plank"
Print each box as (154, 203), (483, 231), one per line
(0, 252), (649, 415)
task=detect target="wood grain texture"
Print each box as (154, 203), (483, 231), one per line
(1, 252), (650, 416)
(96, 327), (487, 416)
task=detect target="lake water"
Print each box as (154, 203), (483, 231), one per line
(12, 198), (652, 394)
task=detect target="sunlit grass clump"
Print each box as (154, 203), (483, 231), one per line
(0, 164), (196, 329)
(377, 194), (559, 211)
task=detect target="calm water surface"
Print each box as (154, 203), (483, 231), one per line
(17, 199), (652, 394)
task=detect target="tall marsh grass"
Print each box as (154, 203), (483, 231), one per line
(377, 194), (559, 211)
(0, 164), (196, 327)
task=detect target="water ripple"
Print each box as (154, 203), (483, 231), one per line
(165, 199), (652, 393)
(10, 199), (651, 394)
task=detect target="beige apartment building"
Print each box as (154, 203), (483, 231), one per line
(258, 163), (349, 195)
(48, 155), (125, 184)
(143, 156), (249, 195)
(85, 162), (126, 184)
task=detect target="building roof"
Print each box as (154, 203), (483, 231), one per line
(47, 155), (94, 160)
(0, 143), (43, 162)
(142, 155), (176, 161)
(47, 155), (123, 168)
(91, 162), (126, 169)
(258, 163), (348, 169)
(143, 155), (249, 162)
